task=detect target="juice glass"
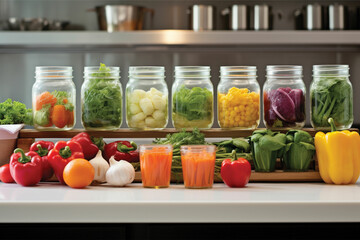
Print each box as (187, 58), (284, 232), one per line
(139, 144), (173, 188)
(180, 145), (216, 189)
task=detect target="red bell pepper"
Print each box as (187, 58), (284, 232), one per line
(103, 141), (139, 163)
(71, 132), (104, 160)
(221, 158), (251, 188)
(0, 164), (15, 183)
(30, 140), (54, 181)
(48, 141), (84, 184)
(9, 148), (42, 186)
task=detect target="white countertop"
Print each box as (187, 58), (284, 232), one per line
(1, 182), (360, 223)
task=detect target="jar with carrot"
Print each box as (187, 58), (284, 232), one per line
(180, 145), (216, 189)
(32, 66), (76, 130)
(139, 144), (173, 188)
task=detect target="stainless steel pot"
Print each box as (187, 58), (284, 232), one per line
(93, 5), (154, 32)
(188, 5), (215, 31)
(254, 4), (270, 30)
(306, 3), (322, 30)
(222, 5), (248, 30)
(329, 4), (345, 30)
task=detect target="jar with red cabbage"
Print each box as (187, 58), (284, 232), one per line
(263, 65), (306, 129)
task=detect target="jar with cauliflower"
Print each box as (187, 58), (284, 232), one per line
(126, 67), (168, 130)
(217, 66), (260, 130)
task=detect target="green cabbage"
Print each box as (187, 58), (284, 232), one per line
(172, 86), (213, 121)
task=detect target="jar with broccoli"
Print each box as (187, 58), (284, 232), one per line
(172, 66), (214, 129)
(310, 65), (353, 130)
(126, 66), (168, 130)
(81, 63), (122, 130)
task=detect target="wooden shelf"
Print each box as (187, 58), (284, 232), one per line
(19, 127), (357, 139)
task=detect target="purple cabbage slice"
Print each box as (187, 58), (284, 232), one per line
(289, 89), (304, 121)
(278, 87), (292, 94)
(271, 88), (296, 122)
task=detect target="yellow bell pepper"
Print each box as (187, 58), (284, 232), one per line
(314, 118), (360, 185)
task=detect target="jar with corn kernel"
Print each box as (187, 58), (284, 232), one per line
(217, 66), (260, 130)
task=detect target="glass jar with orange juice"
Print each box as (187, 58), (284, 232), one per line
(180, 145), (216, 189)
(139, 144), (173, 188)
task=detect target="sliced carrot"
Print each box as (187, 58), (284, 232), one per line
(182, 151), (215, 188)
(67, 110), (74, 127)
(52, 105), (68, 128)
(35, 91), (57, 110)
(140, 148), (172, 187)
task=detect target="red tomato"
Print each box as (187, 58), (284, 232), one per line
(0, 164), (15, 183)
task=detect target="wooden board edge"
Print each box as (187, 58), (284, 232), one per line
(134, 170), (323, 183)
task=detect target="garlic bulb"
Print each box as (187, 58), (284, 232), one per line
(89, 150), (109, 183)
(106, 156), (135, 187)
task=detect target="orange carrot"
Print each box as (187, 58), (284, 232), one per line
(181, 151), (215, 188)
(66, 110), (74, 127)
(140, 147), (172, 188)
(35, 91), (57, 110)
(52, 105), (68, 128)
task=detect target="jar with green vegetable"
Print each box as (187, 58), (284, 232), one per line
(172, 66), (214, 129)
(126, 66), (168, 130)
(81, 63), (122, 130)
(32, 66), (76, 131)
(310, 65), (353, 130)
(263, 65), (306, 129)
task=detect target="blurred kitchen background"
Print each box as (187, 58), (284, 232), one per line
(0, 0), (360, 128)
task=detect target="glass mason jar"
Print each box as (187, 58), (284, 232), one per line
(218, 66), (260, 130)
(180, 145), (216, 189)
(32, 66), (76, 131)
(139, 144), (173, 188)
(172, 66), (214, 129)
(126, 66), (168, 130)
(263, 65), (306, 129)
(81, 65), (122, 130)
(310, 65), (353, 130)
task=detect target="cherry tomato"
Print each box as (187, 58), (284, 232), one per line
(0, 164), (15, 183)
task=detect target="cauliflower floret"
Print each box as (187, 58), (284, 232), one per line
(151, 95), (167, 111)
(153, 120), (166, 128)
(129, 89), (147, 104)
(131, 112), (146, 122)
(145, 117), (156, 127)
(150, 87), (163, 97)
(145, 91), (152, 99)
(135, 120), (146, 128)
(152, 110), (166, 121)
(139, 98), (154, 115)
(129, 103), (141, 115)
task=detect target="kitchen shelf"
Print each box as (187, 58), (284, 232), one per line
(18, 127), (344, 139)
(1, 30), (360, 48)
